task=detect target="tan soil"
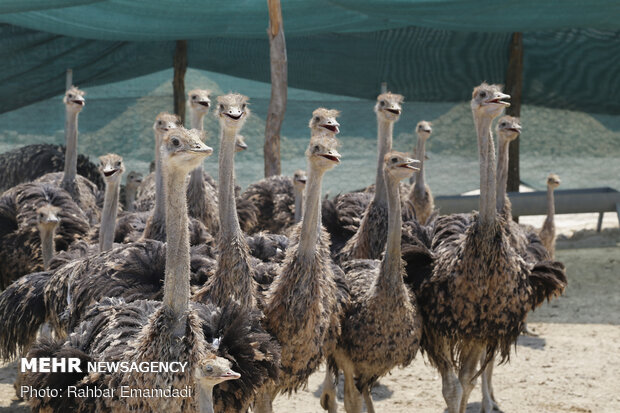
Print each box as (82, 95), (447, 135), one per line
(1, 246), (618, 412)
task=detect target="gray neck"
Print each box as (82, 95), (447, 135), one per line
(162, 160), (191, 334)
(152, 131), (166, 225)
(99, 179), (120, 252)
(219, 125), (242, 239)
(378, 172), (403, 289)
(61, 110), (79, 198)
(189, 109), (207, 203)
(125, 186), (137, 212)
(39, 227), (56, 270)
(294, 186), (304, 224)
(374, 117), (393, 204)
(298, 165), (324, 261)
(198, 385), (215, 413)
(496, 137), (510, 212)
(413, 135), (426, 196)
(545, 185), (555, 225)
(190, 110), (206, 130)
(474, 115), (496, 226)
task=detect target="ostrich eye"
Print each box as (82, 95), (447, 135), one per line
(205, 365), (213, 372)
(171, 138), (180, 147)
(219, 104), (224, 111)
(157, 121), (162, 125)
(314, 116), (320, 122)
(379, 100), (385, 107)
(314, 145), (320, 152)
(192, 95), (197, 100)
(500, 122), (506, 127)
(115, 161), (121, 167)
(391, 157), (398, 163)
(480, 91), (487, 98)
(241, 103), (247, 110)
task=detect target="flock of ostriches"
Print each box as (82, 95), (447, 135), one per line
(0, 83), (567, 413)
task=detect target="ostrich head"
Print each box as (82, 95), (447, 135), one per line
(375, 92), (404, 122)
(496, 116), (521, 142)
(235, 135), (248, 153)
(98, 153), (125, 184)
(471, 83), (510, 118)
(384, 151), (420, 182)
(63, 86), (85, 113)
(293, 169), (307, 191)
(36, 205), (61, 232)
(125, 171), (143, 189)
(187, 88), (211, 115)
(306, 135), (341, 172)
(195, 355), (241, 388)
(153, 112), (181, 133)
(216, 93), (250, 129)
(309, 108), (340, 135)
(547, 173), (561, 189)
(416, 120), (432, 140)
(161, 128), (213, 173)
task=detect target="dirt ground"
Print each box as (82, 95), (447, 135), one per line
(1, 245), (618, 412)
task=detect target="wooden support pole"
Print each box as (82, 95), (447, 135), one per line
(264, 0), (287, 177)
(505, 32), (523, 221)
(173, 40), (188, 125)
(65, 69), (73, 90)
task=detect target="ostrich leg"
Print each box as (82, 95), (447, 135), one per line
(480, 349), (499, 413)
(458, 343), (485, 413)
(343, 364), (362, 413)
(320, 369), (338, 413)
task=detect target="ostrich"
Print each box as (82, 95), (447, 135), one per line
(123, 170), (142, 211)
(412, 83), (566, 413)
(96, 153), (124, 252)
(35, 87), (100, 225)
(495, 115), (521, 217)
(0, 143), (103, 193)
(322, 152), (422, 413)
(322, 191), (373, 256)
(539, 173), (561, 258)
(337, 93), (403, 262)
(406, 120), (435, 224)
(35, 205), (61, 270)
(291, 169), (307, 224)
(186, 88), (220, 234)
(0, 183), (89, 289)
(255, 133), (345, 412)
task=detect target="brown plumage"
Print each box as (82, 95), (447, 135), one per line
(337, 93), (403, 262)
(257, 133), (347, 410)
(322, 152), (422, 413)
(0, 183), (89, 289)
(321, 191), (372, 256)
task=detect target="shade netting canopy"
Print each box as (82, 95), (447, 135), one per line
(0, 0), (618, 114)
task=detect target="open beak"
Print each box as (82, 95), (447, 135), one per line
(486, 92), (511, 107)
(198, 101), (210, 108)
(295, 176), (308, 185)
(236, 141), (248, 151)
(189, 144), (214, 156)
(224, 110), (243, 120)
(320, 149), (341, 164)
(321, 122), (340, 134)
(399, 159), (420, 171)
(386, 108), (401, 115)
(102, 167), (118, 177)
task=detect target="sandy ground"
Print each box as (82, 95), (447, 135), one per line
(1, 245), (619, 412)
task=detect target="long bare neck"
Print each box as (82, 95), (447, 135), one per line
(61, 109), (79, 198)
(294, 186), (304, 224)
(545, 185), (555, 226)
(99, 179), (120, 252)
(190, 109), (206, 130)
(39, 226), (56, 270)
(219, 125), (242, 239)
(198, 385), (215, 413)
(496, 136), (510, 212)
(125, 186), (137, 212)
(474, 115), (496, 226)
(189, 109), (207, 196)
(152, 131), (166, 224)
(374, 117), (393, 204)
(377, 172), (403, 290)
(162, 160), (191, 333)
(298, 164), (324, 261)
(413, 135), (427, 196)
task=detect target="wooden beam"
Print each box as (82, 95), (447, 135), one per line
(65, 69), (73, 90)
(264, 0), (287, 177)
(504, 32), (523, 221)
(173, 40), (188, 125)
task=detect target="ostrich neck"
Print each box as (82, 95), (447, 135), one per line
(413, 136), (426, 196)
(545, 185), (555, 226)
(298, 164), (324, 261)
(152, 131), (166, 224)
(162, 160), (191, 333)
(377, 172), (403, 290)
(99, 179), (120, 252)
(219, 125), (242, 239)
(125, 186), (137, 212)
(198, 385), (215, 413)
(496, 137), (510, 212)
(294, 186), (304, 223)
(189, 109), (207, 201)
(474, 115), (496, 227)
(61, 110), (79, 196)
(374, 118), (394, 204)
(39, 227), (56, 270)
